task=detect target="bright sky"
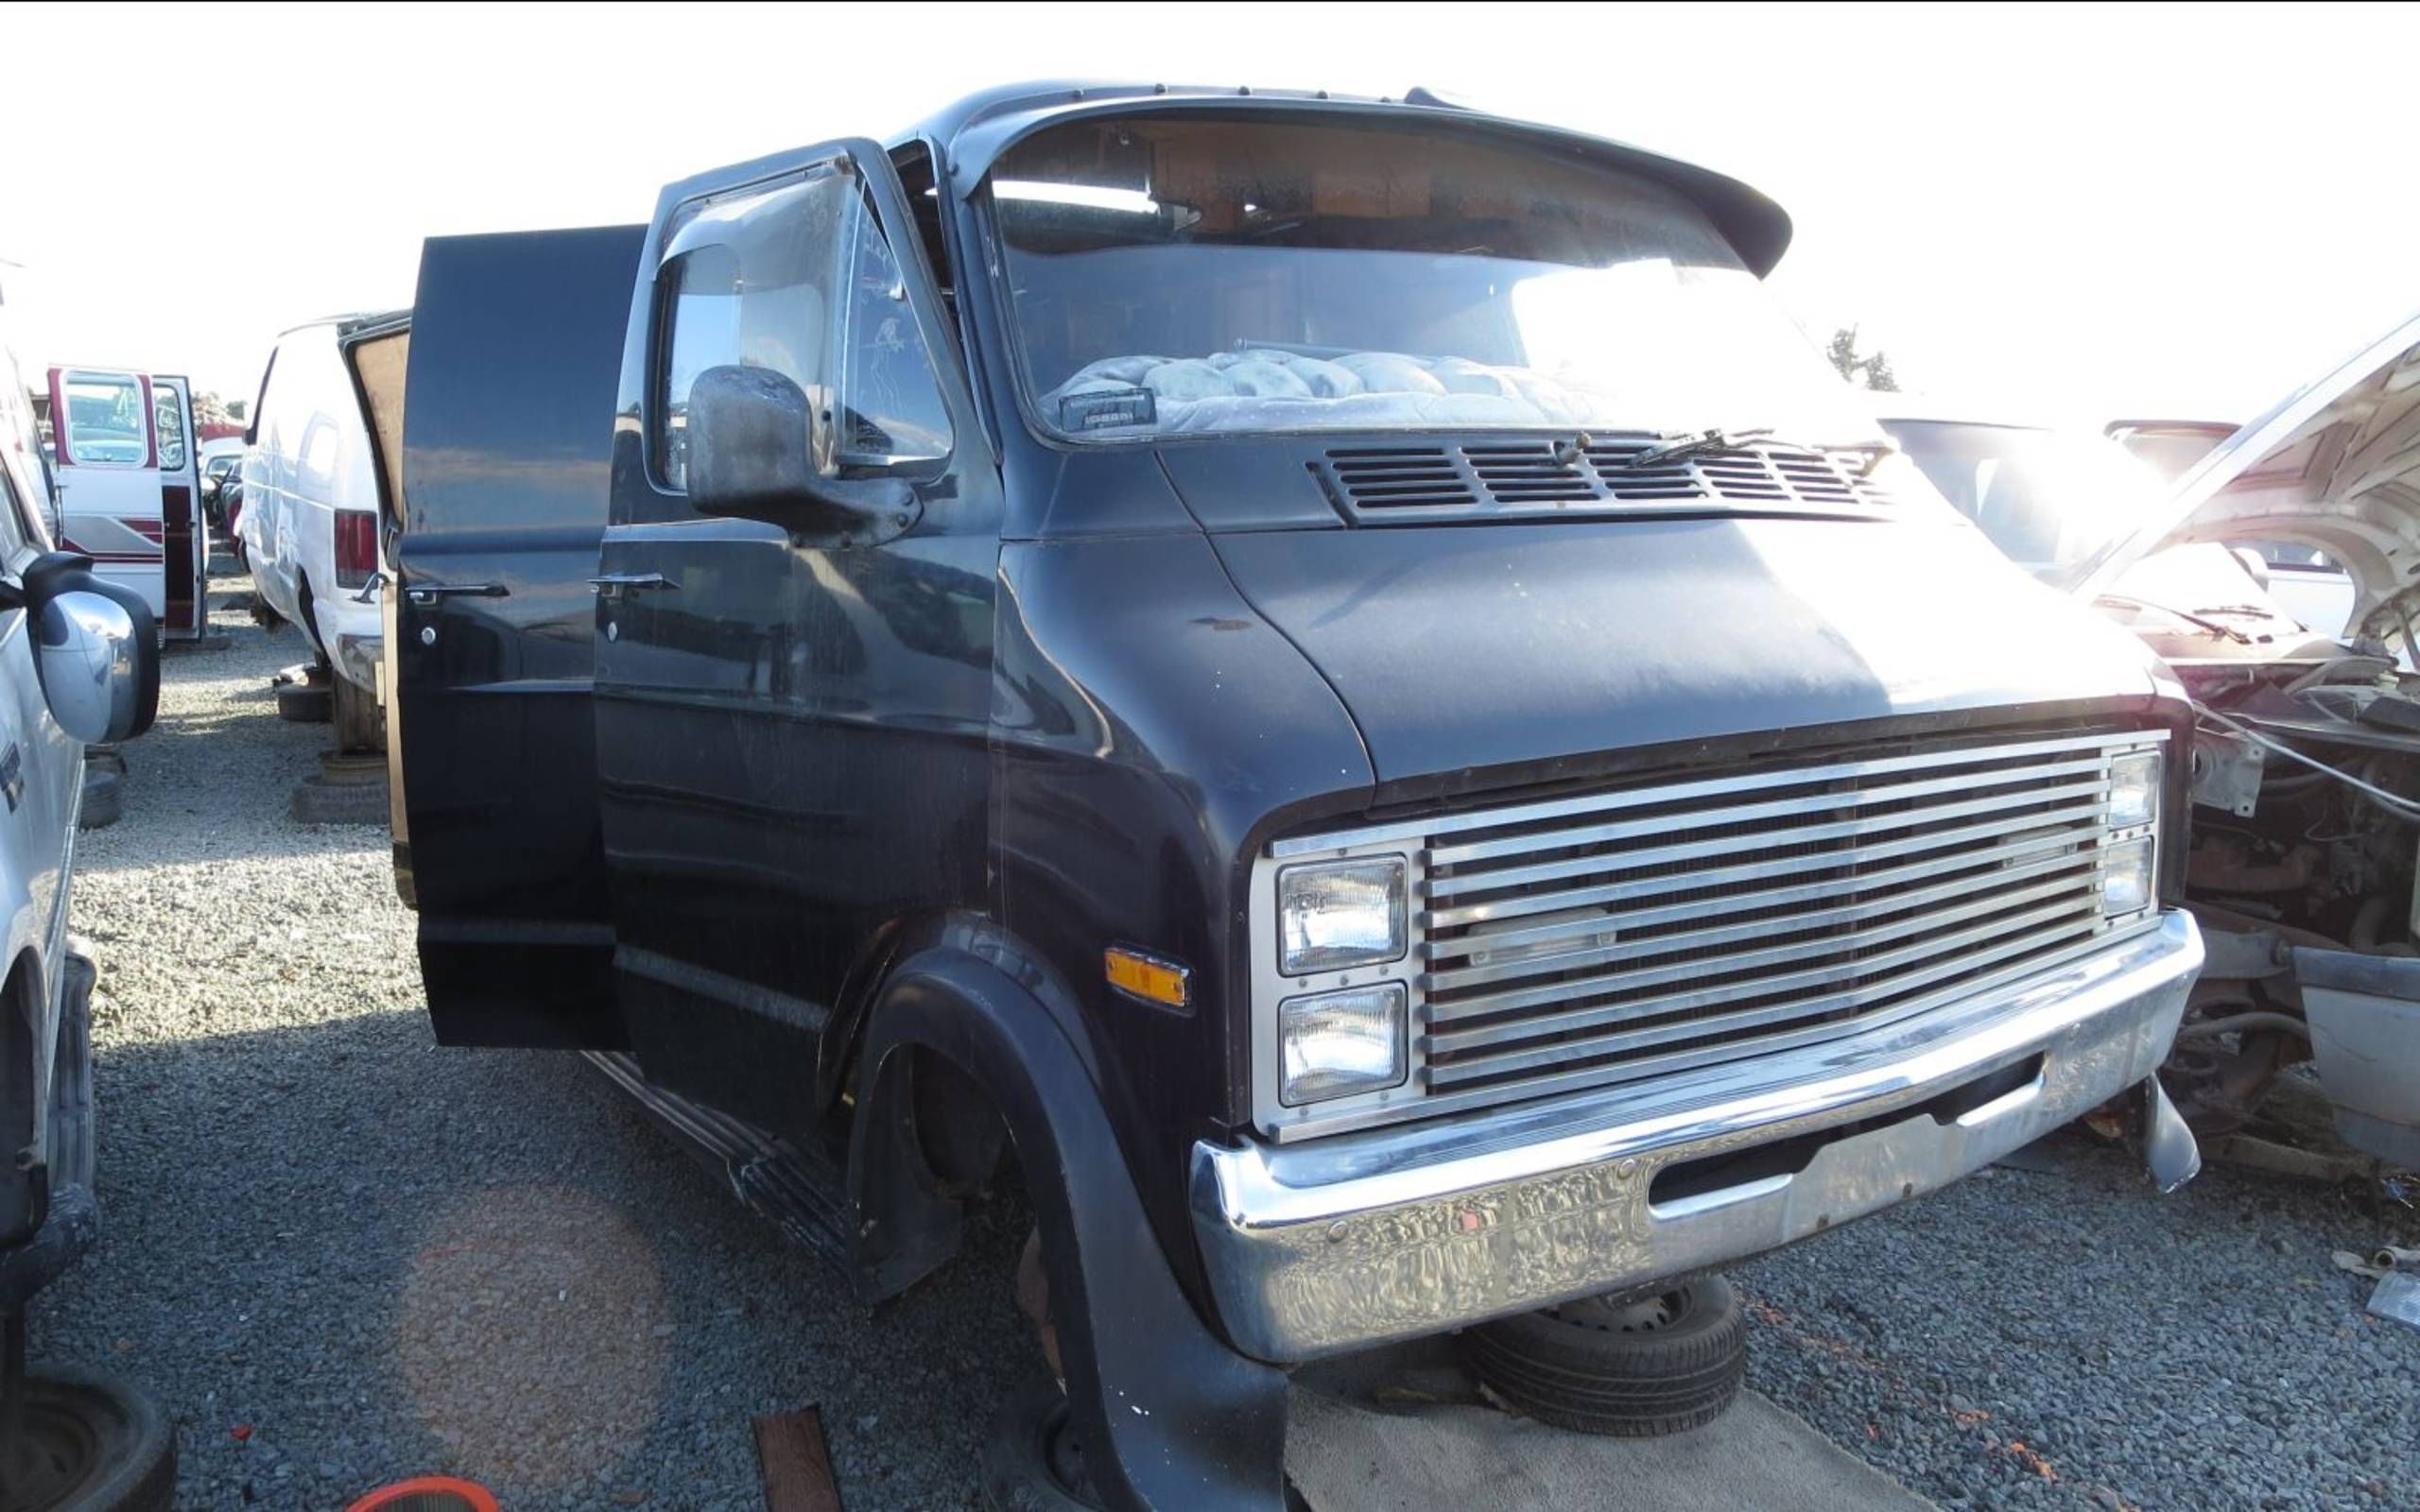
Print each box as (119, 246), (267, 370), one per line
(4, 1), (2411, 425)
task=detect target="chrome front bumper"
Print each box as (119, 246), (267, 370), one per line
(1190, 910), (2202, 1364)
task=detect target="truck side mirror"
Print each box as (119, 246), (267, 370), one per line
(18, 552), (161, 745)
(687, 364), (912, 545)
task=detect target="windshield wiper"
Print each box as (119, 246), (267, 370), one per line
(2094, 593), (2257, 644)
(1622, 427), (1897, 478)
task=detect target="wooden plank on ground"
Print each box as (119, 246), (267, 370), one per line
(753, 1404), (845, 1512)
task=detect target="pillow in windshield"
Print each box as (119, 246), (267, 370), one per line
(1043, 350), (1598, 437)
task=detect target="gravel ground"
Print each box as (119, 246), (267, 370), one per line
(28, 563), (2420, 1511)
(1738, 1130), (2420, 1512)
(33, 571), (1032, 1509)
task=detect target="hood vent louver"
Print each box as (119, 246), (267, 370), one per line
(1319, 438), (1894, 522)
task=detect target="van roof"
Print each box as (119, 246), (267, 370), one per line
(891, 80), (1796, 277)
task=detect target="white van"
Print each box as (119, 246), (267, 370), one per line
(44, 367), (164, 623)
(239, 314), (406, 749)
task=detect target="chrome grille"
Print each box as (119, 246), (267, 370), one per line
(1252, 730), (2166, 1141)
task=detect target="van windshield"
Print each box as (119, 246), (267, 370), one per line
(989, 112), (1868, 444)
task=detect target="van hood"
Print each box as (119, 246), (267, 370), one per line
(2070, 310), (2420, 644)
(1214, 516), (2165, 789)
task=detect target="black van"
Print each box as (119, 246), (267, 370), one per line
(364, 83), (2205, 1510)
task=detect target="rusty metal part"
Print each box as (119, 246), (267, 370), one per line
(2175, 1011), (2312, 1041)
(1017, 1228), (1063, 1383)
(2204, 1132), (2375, 1184)
(2188, 834), (2318, 894)
(2194, 924), (2296, 982)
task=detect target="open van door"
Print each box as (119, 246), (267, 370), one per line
(389, 224), (643, 1047)
(47, 367), (164, 623)
(151, 373), (208, 640)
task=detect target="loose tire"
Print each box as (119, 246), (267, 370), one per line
(1459, 1273), (1746, 1438)
(1, 1365), (177, 1512)
(77, 770), (123, 832)
(275, 683), (333, 724)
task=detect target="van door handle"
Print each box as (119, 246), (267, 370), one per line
(587, 573), (676, 595)
(405, 581), (508, 606)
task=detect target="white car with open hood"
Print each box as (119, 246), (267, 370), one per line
(1883, 313), (2420, 1149)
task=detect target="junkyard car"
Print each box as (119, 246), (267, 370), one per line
(1882, 325), (2420, 1134)
(377, 83), (2206, 1510)
(0, 441), (166, 1509)
(239, 314), (407, 751)
(199, 435), (246, 529)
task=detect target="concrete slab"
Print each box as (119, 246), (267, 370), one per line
(1288, 1338), (1932, 1512)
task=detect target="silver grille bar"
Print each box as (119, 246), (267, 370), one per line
(1425, 778), (2112, 899)
(1250, 727), (2168, 1142)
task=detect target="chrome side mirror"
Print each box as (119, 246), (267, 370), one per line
(17, 552), (160, 746)
(37, 590), (147, 745)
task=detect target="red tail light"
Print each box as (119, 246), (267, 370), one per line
(335, 509), (377, 590)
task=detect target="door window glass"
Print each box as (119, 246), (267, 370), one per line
(154, 387), (187, 470)
(835, 197), (952, 468)
(60, 375), (147, 466)
(654, 163), (951, 496)
(300, 417), (342, 493)
(0, 463), (32, 564)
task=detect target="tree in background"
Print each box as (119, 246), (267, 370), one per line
(1826, 327), (1900, 392)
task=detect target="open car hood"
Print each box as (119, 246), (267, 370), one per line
(2071, 310), (2420, 644)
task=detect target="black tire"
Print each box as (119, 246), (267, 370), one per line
(1459, 1273), (1746, 1438)
(2, 1365), (178, 1512)
(77, 770), (123, 832)
(274, 683), (332, 723)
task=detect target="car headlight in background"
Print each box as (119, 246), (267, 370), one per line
(2108, 750), (2161, 829)
(1278, 859), (1407, 975)
(1278, 983), (1408, 1105)
(2101, 837), (2154, 916)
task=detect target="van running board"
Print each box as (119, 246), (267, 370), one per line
(581, 1051), (853, 1275)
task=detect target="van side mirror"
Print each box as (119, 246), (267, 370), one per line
(19, 552), (160, 745)
(687, 365), (914, 545)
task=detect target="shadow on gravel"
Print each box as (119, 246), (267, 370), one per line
(36, 1012), (1034, 1510)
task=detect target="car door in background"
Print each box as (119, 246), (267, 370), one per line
(152, 374), (207, 641)
(47, 367), (164, 623)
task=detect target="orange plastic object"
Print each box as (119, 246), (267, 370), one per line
(346, 1477), (502, 1512)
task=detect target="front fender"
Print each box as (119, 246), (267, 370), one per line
(848, 948), (1288, 1512)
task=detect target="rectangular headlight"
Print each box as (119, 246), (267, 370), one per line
(2108, 750), (2161, 829)
(2101, 837), (2154, 916)
(1278, 983), (1408, 1105)
(1278, 859), (1407, 975)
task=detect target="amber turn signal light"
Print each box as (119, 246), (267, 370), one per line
(1105, 947), (1190, 1009)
